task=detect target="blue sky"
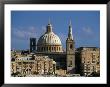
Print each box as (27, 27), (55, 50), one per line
(11, 11), (100, 50)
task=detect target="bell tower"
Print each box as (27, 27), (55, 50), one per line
(30, 38), (36, 52)
(66, 20), (75, 74)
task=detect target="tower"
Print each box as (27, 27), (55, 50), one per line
(66, 20), (75, 74)
(30, 38), (36, 52)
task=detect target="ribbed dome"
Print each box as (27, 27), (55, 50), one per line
(37, 22), (63, 53)
(37, 32), (62, 46)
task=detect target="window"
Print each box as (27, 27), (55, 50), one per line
(31, 42), (33, 45)
(92, 54), (95, 63)
(68, 60), (72, 67)
(54, 47), (56, 51)
(97, 62), (99, 64)
(70, 44), (73, 49)
(59, 47), (60, 51)
(44, 47), (45, 51)
(46, 47), (48, 51)
(41, 47), (43, 51)
(93, 66), (95, 72)
(49, 47), (51, 51)
(37, 47), (39, 51)
(57, 47), (58, 51)
(52, 47), (53, 51)
(87, 66), (90, 71)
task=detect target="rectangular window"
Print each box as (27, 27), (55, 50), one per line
(68, 60), (72, 67)
(92, 54), (96, 63)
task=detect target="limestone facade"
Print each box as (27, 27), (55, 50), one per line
(76, 47), (100, 76)
(11, 55), (56, 77)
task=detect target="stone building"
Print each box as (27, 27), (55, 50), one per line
(75, 47), (100, 76)
(66, 21), (75, 73)
(11, 55), (56, 77)
(30, 20), (75, 74)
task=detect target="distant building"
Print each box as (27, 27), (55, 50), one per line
(11, 55), (56, 77)
(75, 47), (100, 76)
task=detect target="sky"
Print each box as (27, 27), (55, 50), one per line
(11, 11), (100, 50)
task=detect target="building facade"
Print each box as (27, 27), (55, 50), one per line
(11, 54), (56, 77)
(66, 21), (75, 73)
(75, 47), (100, 76)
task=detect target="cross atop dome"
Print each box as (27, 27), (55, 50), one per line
(48, 18), (52, 26)
(48, 18), (51, 24)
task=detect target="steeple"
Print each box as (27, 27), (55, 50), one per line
(68, 20), (73, 40)
(46, 18), (52, 33)
(66, 20), (75, 74)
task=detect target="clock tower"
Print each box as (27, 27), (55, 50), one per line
(66, 20), (75, 74)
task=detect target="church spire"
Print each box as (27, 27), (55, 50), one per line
(68, 20), (73, 40)
(69, 20), (72, 26)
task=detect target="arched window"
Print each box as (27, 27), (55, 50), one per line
(59, 47), (60, 51)
(68, 60), (72, 67)
(70, 44), (73, 49)
(57, 47), (58, 51)
(49, 47), (51, 51)
(52, 47), (53, 51)
(41, 47), (43, 51)
(46, 47), (48, 51)
(44, 47), (45, 51)
(54, 47), (56, 51)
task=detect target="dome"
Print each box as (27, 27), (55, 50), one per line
(37, 32), (62, 46)
(37, 22), (63, 53)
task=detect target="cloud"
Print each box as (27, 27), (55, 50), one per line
(12, 26), (46, 40)
(11, 26), (47, 49)
(82, 27), (93, 35)
(73, 26), (97, 48)
(78, 26), (95, 39)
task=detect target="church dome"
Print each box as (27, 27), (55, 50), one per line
(37, 32), (62, 46)
(37, 22), (63, 53)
